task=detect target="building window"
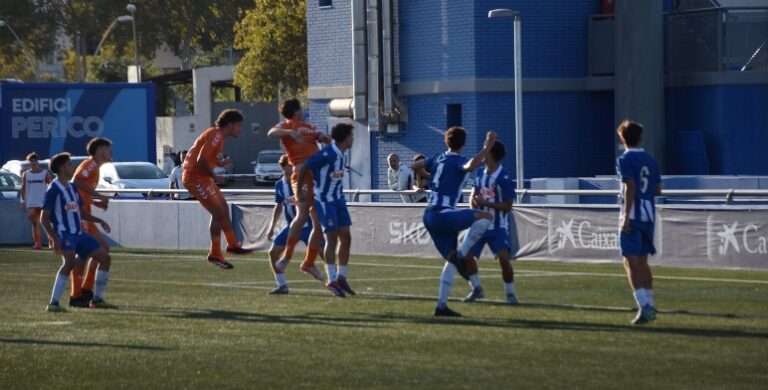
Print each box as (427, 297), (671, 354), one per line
(447, 104), (462, 128)
(319, 0), (332, 8)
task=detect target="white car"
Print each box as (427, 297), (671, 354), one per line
(2, 155), (88, 178)
(98, 162), (170, 198)
(251, 150), (284, 185)
(0, 169), (22, 199)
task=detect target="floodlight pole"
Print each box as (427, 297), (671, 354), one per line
(0, 20), (38, 81)
(127, 4), (140, 82)
(488, 9), (524, 192)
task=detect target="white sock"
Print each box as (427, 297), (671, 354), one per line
(505, 282), (516, 296)
(338, 265), (348, 278)
(437, 262), (457, 308)
(468, 274), (482, 290)
(94, 270), (109, 300)
(646, 289), (654, 307)
(458, 219), (491, 258)
(275, 273), (287, 287)
(49, 272), (68, 305)
(633, 288), (648, 308)
(325, 263), (337, 283)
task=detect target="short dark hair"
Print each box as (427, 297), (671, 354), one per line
(215, 109), (244, 128)
(331, 123), (354, 143)
(179, 150), (188, 159)
(489, 141), (506, 162)
(445, 126), (467, 150)
(279, 98), (302, 119)
(617, 119), (643, 147)
(26, 152), (39, 161)
(413, 154), (425, 162)
(86, 137), (112, 156)
(278, 155), (289, 167)
(49, 152), (71, 175)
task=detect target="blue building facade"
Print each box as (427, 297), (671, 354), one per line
(307, 0), (768, 194)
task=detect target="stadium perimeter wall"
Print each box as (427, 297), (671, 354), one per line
(3, 201), (764, 270)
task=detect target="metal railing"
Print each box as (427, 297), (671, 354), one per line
(88, 187), (768, 205)
(588, 6), (768, 76)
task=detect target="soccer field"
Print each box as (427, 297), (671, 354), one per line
(0, 247), (766, 389)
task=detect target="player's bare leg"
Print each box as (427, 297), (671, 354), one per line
(267, 244), (289, 295)
(497, 249), (518, 304)
(335, 226), (355, 295)
(462, 253), (484, 302)
(321, 230), (343, 297)
(624, 255), (654, 324)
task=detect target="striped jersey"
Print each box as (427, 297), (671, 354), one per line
(305, 143), (345, 202)
(474, 166), (515, 231)
(425, 151), (468, 209)
(616, 148), (661, 224)
(42, 180), (84, 235)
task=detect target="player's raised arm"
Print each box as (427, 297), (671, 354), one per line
(462, 131), (496, 172)
(268, 122), (304, 142)
(72, 176), (110, 205)
(410, 158), (429, 180)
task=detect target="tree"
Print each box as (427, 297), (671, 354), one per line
(0, 0), (58, 80)
(234, 0), (307, 102)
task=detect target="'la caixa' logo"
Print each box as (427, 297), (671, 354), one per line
(707, 216), (768, 261)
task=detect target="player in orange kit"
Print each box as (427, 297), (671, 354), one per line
(183, 109), (253, 269)
(267, 98), (330, 281)
(71, 138), (113, 306)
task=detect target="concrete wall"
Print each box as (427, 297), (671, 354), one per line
(210, 101), (281, 175)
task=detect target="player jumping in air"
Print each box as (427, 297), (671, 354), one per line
(183, 109), (253, 269)
(268, 99), (331, 281)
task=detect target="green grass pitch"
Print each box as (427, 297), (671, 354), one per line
(0, 247), (767, 389)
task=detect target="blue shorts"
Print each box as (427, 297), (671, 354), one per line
(620, 221), (656, 256)
(59, 232), (101, 259)
(272, 223), (322, 248)
(470, 229), (512, 258)
(314, 198), (352, 233)
(423, 208), (478, 258)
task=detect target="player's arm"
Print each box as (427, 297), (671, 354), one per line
(73, 177), (110, 205)
(195, 140), (219, 179)
(296, 152), (327, 202)
(267, 203), (283, 241)
(267, 123), (304, 142)
(40, 209), (61, 255)
(463, 131), (496, 172)
(410, 159), (431, 181)
(621, 179), (635, 233)
(19, 171), (26, 210)
(79, 206), (111, 233)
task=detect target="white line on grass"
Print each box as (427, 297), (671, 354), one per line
(4, 248), (768, 285)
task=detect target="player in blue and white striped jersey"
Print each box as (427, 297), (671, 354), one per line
(462, 141), (519, 305)
(267, 155), (325, 294)
(40, 153), (115, 312)
(411, 127), (496, 317)
(616, 120), (662, 325)
(297, 123), (356, 298)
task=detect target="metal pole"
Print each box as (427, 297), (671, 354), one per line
(127, 4), (140, 82)
(513, 15), (524, 192)
(0, 21), (38, 81)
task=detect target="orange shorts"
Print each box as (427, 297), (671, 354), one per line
(79, 203), (100, 234)
(26, 207), (42, 222)
(291, 169), (314, 210)
(183, 175), (224, 210)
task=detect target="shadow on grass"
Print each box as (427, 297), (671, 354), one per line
(355, 311), (768, 340)
(112, 305), (383, 328)
(111, 304), (768, 341)
(0, 338), (171, 351)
